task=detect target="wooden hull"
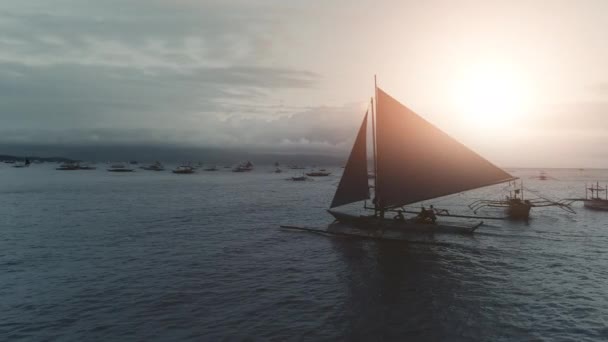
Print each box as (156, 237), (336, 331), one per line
(306, 172), (331, 177)
(327, 210), (481, 235)
(507, 202), (532, 220)
(584, 200), (608, 211)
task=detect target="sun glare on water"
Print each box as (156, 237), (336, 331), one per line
(452, 63), (532, 130)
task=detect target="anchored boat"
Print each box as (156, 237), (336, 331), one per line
(172, 164), (195, 174)
(107, 163), (134, 172)
(233, 161), (254, 172)
(583, 182), (608, 210)
(306, 170), (331, 177)
(56, 161), (80, 170)
(141, 161), (165, 171)
(468, 181), (574, 220)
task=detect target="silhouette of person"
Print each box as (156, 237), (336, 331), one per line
(428, 205), (437, 223)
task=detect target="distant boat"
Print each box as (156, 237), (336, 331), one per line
(107, 163), (134, 172)
(291, 176), (308, 181)
(78, 163), (96, 170)
(204, 166), (219, 171)
(140, 161), (165, 171)
(306, 170), (331, 177)
(274, 167), (283, 173)
(531, 170), (555, 181)
(317, 77), (518, 236)
(4, 160), (15, 164)
(129, 160), (138, 165)
(172, 165), (195, 174)
(583, 182), (608, 211)
(288, 165), (306, 170)
(12, 159), (31, 168)
(57, 161), (80, 170)
(233, 161), (254, 172)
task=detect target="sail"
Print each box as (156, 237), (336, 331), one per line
(330, 112), (370, 208)
(375, 87), (515, 208)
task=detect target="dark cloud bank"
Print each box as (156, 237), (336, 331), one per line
(0, 1), (362, 162)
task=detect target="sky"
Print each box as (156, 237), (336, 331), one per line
(2, 0), (608, 167)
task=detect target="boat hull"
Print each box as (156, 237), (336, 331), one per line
(584, 199), (608, 211)
(327, 210), (481, 235)
(506, 202), (532, 220)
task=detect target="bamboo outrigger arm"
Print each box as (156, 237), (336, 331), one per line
(468, 198), (576, 214)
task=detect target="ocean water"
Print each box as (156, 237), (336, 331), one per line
(1, 164), (608, 341)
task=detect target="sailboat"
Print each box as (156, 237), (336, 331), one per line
(323, 78), (518, 236)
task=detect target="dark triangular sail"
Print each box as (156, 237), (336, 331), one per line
(330, 112), (370, 208)
(375, 87), (515, 209)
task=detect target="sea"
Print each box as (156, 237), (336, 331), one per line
(1, 164), (607, 341)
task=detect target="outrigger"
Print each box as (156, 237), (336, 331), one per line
(283, 76), (521, 240)
(468, 181), (575, 220)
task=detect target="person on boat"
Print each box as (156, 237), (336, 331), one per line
(428, 205), (437, 223)
(417, 206), (430, 223)
(393, 211), (405, 221)
(417, 206), (437, 224)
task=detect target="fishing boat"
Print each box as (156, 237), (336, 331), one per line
(469, 181), (575, 219)
(172, 165), (195, 174)
(140, 161), (165, 171)
(288, 165), (306, 170)
(531, 170), (555, 180)
(233, 161), (254, 172)
(107, 163), (134, 172)
(582, 182), (608, 210)
(12, 159), (31, 168)
(56, 161), (80, 170)
(286, 77), (522, 238)
(306, 170), (331, 177)
(78, 163), (96, 170)
(291, 176), (308, 181)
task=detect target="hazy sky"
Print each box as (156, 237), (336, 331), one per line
(2, 0), (608, 167)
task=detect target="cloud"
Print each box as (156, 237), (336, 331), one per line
(0, 1), (348, 154)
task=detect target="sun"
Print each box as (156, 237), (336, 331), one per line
(451, 63), (531, 129)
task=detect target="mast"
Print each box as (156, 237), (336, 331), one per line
(371, 75), (379, 211)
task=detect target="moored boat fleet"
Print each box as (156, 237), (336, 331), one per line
(5, 158), (339, 179)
